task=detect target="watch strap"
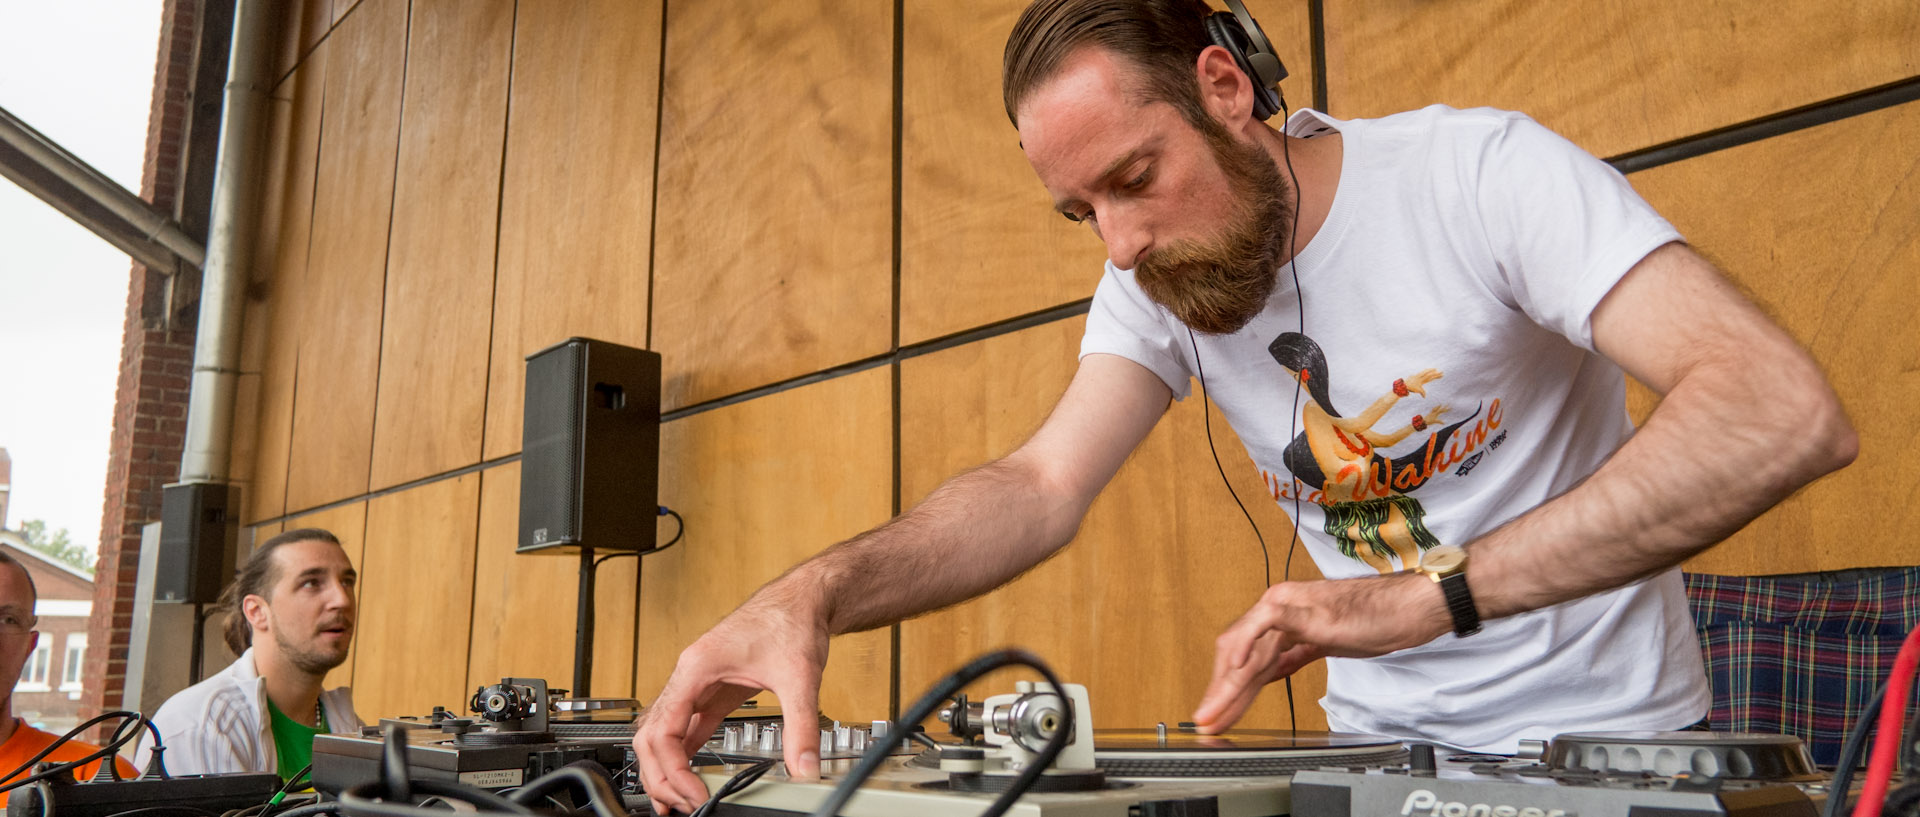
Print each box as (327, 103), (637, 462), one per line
(1438, 572), (1481, 637)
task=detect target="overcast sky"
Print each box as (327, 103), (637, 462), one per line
(0, 2), (165, 559)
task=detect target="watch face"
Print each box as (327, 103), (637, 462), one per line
(1420, 545), (1466, 573)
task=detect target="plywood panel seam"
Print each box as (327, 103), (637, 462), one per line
(264, 452), (521, 528)
(1609, 75), (1920, 175)
(346, 499), (371, 692)
(473, 0), (523, 462)
(889, 359), (902, 719)
(361, 0), (419, 502)
(462, 466), (486, 704)
(1307, 0), (1327, 112)
(273, 24), (336, 93)
(642, 0), (671, 352)
(275, 347), (301, 523)
(890, 0), (905, 355)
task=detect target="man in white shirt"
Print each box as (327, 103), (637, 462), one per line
(631, 0), (1857, 811)
(134, 528), (363, 779)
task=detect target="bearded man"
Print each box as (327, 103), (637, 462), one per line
(632, 0), (1856, 811)
(135, 528), (363, 779)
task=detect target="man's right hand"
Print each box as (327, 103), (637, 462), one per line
(633, 593), (830, 815)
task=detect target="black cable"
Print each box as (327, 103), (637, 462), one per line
(377, 726), (411, 803)
(338, 780), (537, 817)
(808, 649), (1073, 817)
(1185, 90), (1313, 736)
(1823, 682), (1888, 817)
(1275, 92), (1308, 735)
(261, 763), (314, 816)
(688, 760), (776, 817)
(594, 507), (685, 567)
(271, 803), (343, 817)
(503, 762), (625, 817)
(101, 808), (222, 817)
(1904, 696), (1920, 777)
(0, 711), (149, 794)
(1189, 329), (1271, 591)
(337, 726), (638, 817)
(135, 715), (170, 780)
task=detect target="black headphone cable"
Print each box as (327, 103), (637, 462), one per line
(1189, 89), (1309, 735)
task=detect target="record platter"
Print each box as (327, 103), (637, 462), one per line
(695, 680), (1407, 817)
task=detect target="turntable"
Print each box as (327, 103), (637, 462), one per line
(695, 680), (1407, 817)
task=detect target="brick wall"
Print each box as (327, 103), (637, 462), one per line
(82, 0), (201, 733)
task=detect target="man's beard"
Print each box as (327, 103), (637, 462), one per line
(272, 611), (352, 676)
(1133, 129), (1293, 335)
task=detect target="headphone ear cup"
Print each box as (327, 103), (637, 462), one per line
(1203, 11), (1281, 121)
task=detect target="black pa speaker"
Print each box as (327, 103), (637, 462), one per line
(157, 481), (233, 604)
(518, 337), (661, 554)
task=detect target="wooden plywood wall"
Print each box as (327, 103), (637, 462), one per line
(234, 0), (1916, 730)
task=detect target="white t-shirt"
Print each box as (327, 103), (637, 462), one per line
(1080, 105), (1710, 753)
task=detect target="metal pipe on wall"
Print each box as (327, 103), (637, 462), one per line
(0, 104), (207, 270)
(179, 0), (274, 485)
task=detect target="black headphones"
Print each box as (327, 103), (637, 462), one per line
(1204, 0), (1289, 121)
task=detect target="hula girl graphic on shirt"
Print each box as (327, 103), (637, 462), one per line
(1267, 332), (1481, 574)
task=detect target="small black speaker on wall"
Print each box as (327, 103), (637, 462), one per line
(518, 337), (661, 554)
(157, 481), (232, 604)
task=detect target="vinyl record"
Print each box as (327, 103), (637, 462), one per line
(1093, 728), (1400, 753)
(1092, 729), (1408, 778)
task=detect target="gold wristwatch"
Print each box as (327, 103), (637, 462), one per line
(1415, 544), (1481, 637)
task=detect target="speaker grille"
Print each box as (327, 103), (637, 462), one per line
(518, 338), (661, 553)
(521, 340), (587, 548)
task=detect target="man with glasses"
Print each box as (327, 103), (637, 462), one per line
(0, 551), (134, 803)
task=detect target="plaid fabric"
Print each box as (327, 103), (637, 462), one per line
(1683, 567), (1920, 767)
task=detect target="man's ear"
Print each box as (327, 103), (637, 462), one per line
(1194, 45), (1253, 127)
(241, 594), (270, 635)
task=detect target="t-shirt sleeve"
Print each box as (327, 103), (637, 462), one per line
(1469, 111), (1683, 351)
(1079, 264), (1195, 399)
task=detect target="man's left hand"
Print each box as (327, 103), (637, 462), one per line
(1191, 574), (1449, 733)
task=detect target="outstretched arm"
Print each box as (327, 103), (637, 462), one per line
(1195, 242), (1857, 731)
(635, 353), (1172, 814)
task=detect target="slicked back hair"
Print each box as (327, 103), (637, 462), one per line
(1002, 0), (1229, 140)
(217, 528), (341, 655)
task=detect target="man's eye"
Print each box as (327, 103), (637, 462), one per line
(1122, 168), (1151, 190)
(1062, 210), (1084, 223)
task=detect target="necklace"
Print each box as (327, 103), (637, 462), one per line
(315, 698), (326, 730)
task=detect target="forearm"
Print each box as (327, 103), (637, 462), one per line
(750, 454), (1087, 636)
(1470, 351), (1855, 618)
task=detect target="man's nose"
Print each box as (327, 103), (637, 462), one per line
(325, 580), (355, 610)
(1102, 209), (1152, 270)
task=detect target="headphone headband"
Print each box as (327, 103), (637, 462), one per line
(1207, 0), (1289, 121)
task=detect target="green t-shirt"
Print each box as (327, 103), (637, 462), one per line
(265, 698), (328, 782)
